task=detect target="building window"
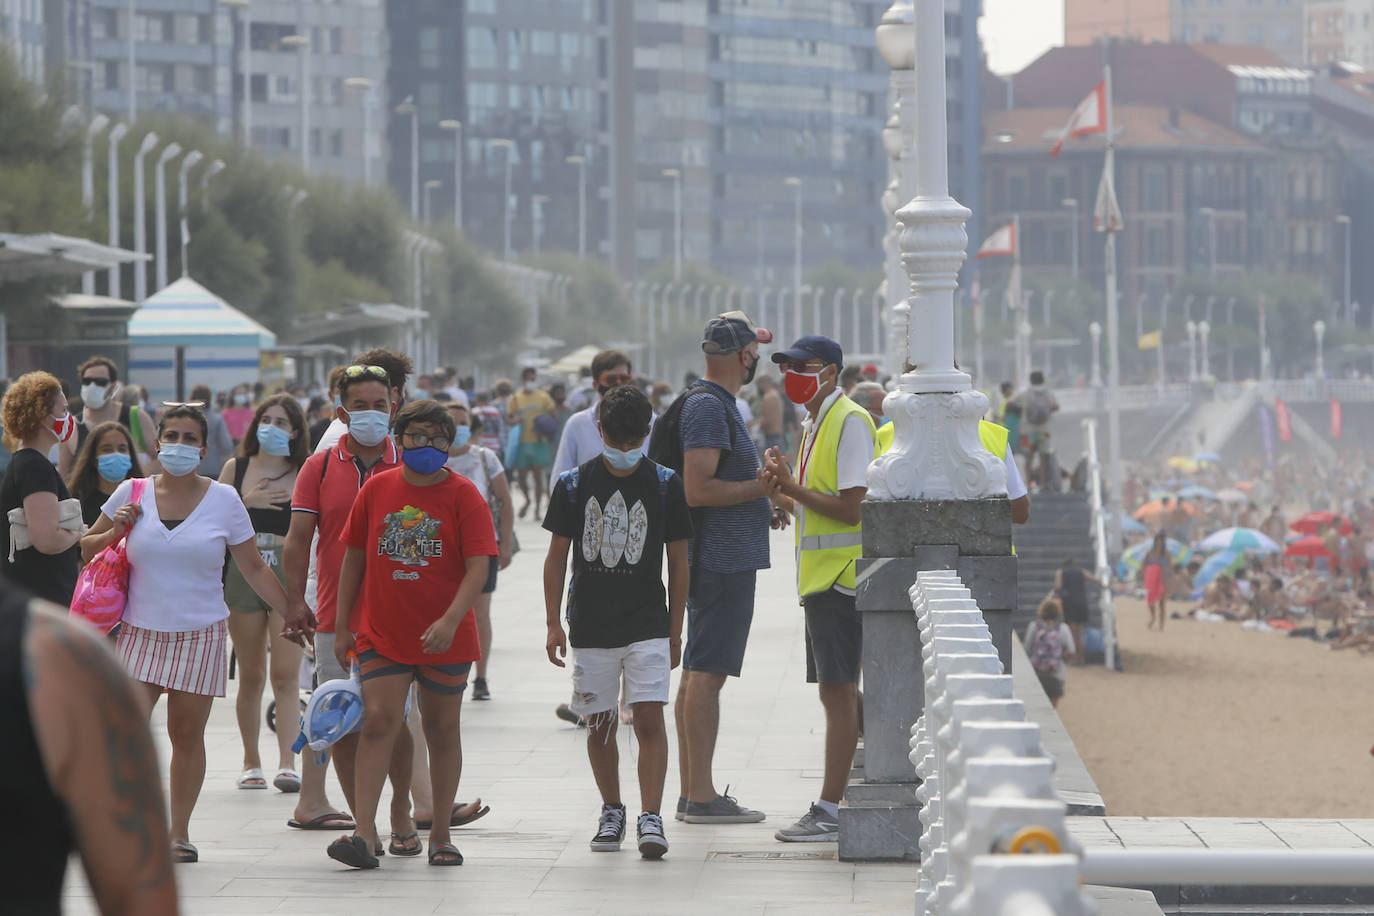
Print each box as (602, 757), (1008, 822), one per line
(135, 12), (172, 41)
(531, 30), (555, 56)
(92, 8), (117, 39)
(1143, 167), (1167, 211)
(468, 0), (495, 12)
(1247, 24), (1264, 43)
(194, 65), (211, 93)
(507, 29), (522, 69)
(419, 26), (440, 68)
(100, 60), (119, 91)
(560, 33), (580, 72)
(1147, 227), (1167, 265)
(1182, 24), (1196, 41)
(468, 28), (497, 69)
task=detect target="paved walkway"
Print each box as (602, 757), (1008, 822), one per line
(63, 515), (914, 915)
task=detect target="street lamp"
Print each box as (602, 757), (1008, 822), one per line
(489, 138), (514, 260)
(106, 122), (128, 297)
(82, 114), (110, 294)
(662, 168), (682, 281)
(785, 175), (803, 348)
(1314, 319), (1326, 378)
(1224, 296), (1237, 381)
(396, 96), (419, 220)
(281, 33), (311, 173)
(1336, 214), (1352, 322)
(532, 194), (548, 256)
(126, 0), (136, 120)
(154, 141), (182, 292)
(177, 149), (202, 278)
(439, 119), (463, 231)
(219, 0), (252, 147)
(1199, 206), (1217, 277)
(1062, 197), (1078, 281)
(199, 159), (225, 211)
(1198, 320), (1211, 380)
(1157, 293), (1170, 394)
(132, 131), (160, 303)
(345, 77), (375, 186)
(876, 2), (915, 376)
(422, 178), (441, 224)
(566, 154), (586, 258)
(1186, 320), (1198, 382)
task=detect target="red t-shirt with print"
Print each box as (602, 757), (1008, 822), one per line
(340, 467), (498, 666)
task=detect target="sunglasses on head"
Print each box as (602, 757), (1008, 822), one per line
(81, 377), (112, 387)
(162, 401), (206, 409)
(344, 365), (388, 381)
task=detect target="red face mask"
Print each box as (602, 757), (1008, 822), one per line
(51, 413), (75, 443)
(784, 369), (823, 405)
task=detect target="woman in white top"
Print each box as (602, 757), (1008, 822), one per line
(81, 404), (291, 865)
(444, 401), (514, 700)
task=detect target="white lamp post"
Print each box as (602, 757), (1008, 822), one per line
(126, 0), (137, 120)
(784, 175), (802, 346)
(281, 33), (311, 173)
(106, 122), (128, 297)
(177, 149), (202, 278)
(82, 114), (110, 294)
(867, 0), (1005, 501)
(153, 141), (182, 292)
(1062, 197), (1078, 280)
(1198, 320), (1210, 380)
(1336, 214), (1352, 322)
(219, 0), (252, 146)
(490, 138), (514, 260)
(1089, 321), (1103, 387)
(663, 168), (682, 281)
(199, 159), (225, 210)
(1157, 293), (1170, 393)
(1314, 319), (1326, 378)
(532, 194), (548, 255)
(1199, 206), (1217, 278)
(566, 154), (586, 258)
(876, 0), (914, 376)
(132, 131), (159, 303)
(397, 96), (420, 220)
(440, 119), (463, 230)
(423, 178), (441, 225)
(1186, 320), (1198, 382)
(1224, 296), (1237, 380)
(345, 77), (375, 186)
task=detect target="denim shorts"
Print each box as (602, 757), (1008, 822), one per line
(684, 569), (757, 677)
(803, 588), (862, 685)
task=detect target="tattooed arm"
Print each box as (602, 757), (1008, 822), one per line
(24, 601), (179, 916)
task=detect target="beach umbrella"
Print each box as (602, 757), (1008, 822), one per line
(1147, 487), (1177, 501)
(1133, 499), (1200, 524)
(1167, 456), (1200, 473)
(1118, 514), (1146, 534)
(1290, 511), (1353, 536)
(1285, 535), (1333, 559)
(1233, 481), (1255, 491)
(1193, 451), (1222, 465)
(1179, 484), (1217, 501)
(1216, 488), (1247, 505)
(1120, 537), (1192, 575)
(1194, 549), (1245, 587)
(1196, 527), (1280, 553)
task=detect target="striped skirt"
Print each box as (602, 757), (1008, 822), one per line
(117, 619), (229, 697)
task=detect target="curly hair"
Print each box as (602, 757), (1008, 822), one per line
(236, 393), (309, 469)
(68, 421), (143, 501)
(351, 348), (413, 395)
(2, 371), (63, 448)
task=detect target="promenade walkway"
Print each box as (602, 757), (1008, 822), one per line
(62, 517), (914, 915)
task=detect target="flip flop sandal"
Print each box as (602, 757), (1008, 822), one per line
(287, 812), (356, 831)
(273, 768), (302, 793)
(415, 802), (490, 830)
(236, 768), (268, 789)
(388, 832), (422, 857)
(428, 842), (463, 866)
(172, 841), (198, 864)
(327, 835), (379, 870)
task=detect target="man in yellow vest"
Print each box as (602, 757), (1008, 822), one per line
(759, 336), (875, 843)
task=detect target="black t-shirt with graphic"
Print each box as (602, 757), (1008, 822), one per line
(543, 457), (692, 649)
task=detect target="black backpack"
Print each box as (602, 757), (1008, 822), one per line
(646, 382), (737, 538)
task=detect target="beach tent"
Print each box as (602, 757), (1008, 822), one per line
(128, 278), (276, 400)
(548, 344), (602, 375)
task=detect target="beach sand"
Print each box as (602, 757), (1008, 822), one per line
(1055, 596), (1374, 818)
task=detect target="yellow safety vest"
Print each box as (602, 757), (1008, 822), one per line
(876, 416), (1008, 463)
(796, 394), (879, 598)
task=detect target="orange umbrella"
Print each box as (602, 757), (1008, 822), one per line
(1133, 499), (1200, 524)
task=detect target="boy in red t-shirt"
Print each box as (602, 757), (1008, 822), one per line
(330, 399), (497, 869)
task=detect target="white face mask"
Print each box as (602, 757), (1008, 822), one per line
(82, 381), (113, 410)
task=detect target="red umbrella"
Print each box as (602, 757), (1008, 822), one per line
(1284, 535), (1334, 559)
(1290, 512), (1353, 536)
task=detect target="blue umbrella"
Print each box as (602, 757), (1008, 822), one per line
(1194, 451), (1222, 465)
(1119, 537), (1191, 578)
(1118, 514), (1146, 534)
(1179, 484), (1217, 501)
(1196, 527), (1280, 554)
(1194, 549), (1245, 587)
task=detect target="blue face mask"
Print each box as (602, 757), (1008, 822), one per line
(603, 446), (642, 471)
(97, 452), (132, 483)
(402, 446), (448, 476)
(346, 409), (390, 447)
(452, 426), (472, 448)
(158, 442), (201, 477)
(256, 423), (292, 456)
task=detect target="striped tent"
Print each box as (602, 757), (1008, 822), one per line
(128, 278), (276, 400)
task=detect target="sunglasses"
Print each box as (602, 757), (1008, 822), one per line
(81, 377), (112, 387)
(344, 365), (388, 381)
(598, 373), (633, 387)
(162, 400), (206, 409)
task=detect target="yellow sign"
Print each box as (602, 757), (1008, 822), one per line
(1137, 330), (1160, 350)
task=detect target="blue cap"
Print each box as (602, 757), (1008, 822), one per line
(702, 310), (773, 355)
(770, 335), (844, 369)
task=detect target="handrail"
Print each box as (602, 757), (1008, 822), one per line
(1081, 418), (1117, 671)
(1082, 848), (1374, 886)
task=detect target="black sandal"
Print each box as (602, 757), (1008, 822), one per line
(428, 841), (463, 866)
(327, 834), (379, 870)
(415, 801), (490, 830)
(172, 840), (198, 864)
(388, 832), (422, 857)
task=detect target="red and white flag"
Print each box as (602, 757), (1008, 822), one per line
(1275, 398), (1292, 443)
(1093, 149), (1124, 233)
(975, 222), (1016, 259)
(1050, 81), (1107, 157)
(1331, 398), (1343, 440)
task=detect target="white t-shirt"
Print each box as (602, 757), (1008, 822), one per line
(104, 478), (255, 632)
(1003, 445), (1028, 501)
(551, 405), (604, 480)
(736, 396), (755, 429)
(799, 393), (876, 493)
(446, 445), (505, 503)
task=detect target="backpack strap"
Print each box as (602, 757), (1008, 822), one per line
(128, 404), (146, 455)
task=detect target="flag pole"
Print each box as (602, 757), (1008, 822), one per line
(1014, 212), (1025, 387)
(1103, 52), (1125, 577)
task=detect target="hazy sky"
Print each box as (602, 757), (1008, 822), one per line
(982, 0), (1065, 75)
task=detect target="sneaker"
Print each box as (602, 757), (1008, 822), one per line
(675, 796), (686, 822)
(774, 804), (840, 843)
(555, 703), (587, 727)
(637, 812), (668, 859)
(471, 677), (491, 701)
(589, 803), (626, 852)
(683, 787), (765, 824)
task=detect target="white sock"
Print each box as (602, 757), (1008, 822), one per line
(816, 799), (840, 819)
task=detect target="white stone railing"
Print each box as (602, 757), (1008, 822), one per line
(909, 570), (1096, 916)
(1057, 378), (1374, 416)
(1081, 418), (1117, 670)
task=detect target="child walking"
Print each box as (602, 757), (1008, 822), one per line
(1026, 597), (1075, 709)
(542, 385), (692, 858)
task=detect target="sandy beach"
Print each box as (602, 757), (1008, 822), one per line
(1056, 596), (1374, 818)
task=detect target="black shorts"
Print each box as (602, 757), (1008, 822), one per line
(1062, 600), (1089, 625)
(482, 555), (498, 595)
(1036, 671), (1064, 701)
(803, 588), (862, 685)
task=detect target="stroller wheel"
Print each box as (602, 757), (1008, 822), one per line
(266, 700), (277, 733)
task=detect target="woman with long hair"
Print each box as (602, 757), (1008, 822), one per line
(1142, 532), (1170, 631)
(67, 421), (145, 527)
(219, 394), (309, 793)
(81, 404), (291, 864)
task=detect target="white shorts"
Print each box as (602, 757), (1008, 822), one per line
(570, 638), (671, 717)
